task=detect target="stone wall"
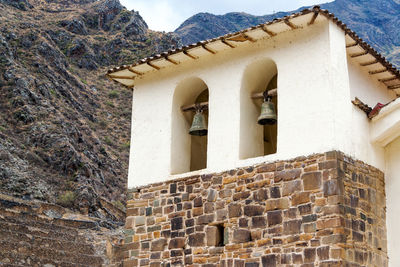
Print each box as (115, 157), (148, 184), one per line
(123, 151), (387, 267)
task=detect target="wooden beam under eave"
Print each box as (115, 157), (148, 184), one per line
(108, 75), (136, 80)
(308, 12), (319, 25)
(379, 76), (398, 83)
(242, 33), (256, 42)
(360, 60), (378, 66)
(221, 39), (236, 48)
(261, 26), (277, 37)
(350, 51), (368, 58)
(346, 42), (358, 48)
(147, 62), (160, 70)
(202, 44), (217, 54)
(128, 67), (144, 76)
(284, 19), (299, 30)
(388, 84), (400, 90)
(165, 56), (179, 65)
(183, 50), (198, 60)
(369, 69), (387, 75)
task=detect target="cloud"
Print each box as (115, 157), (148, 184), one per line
(120, 0), (333, 32)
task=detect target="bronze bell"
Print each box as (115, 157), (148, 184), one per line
(189, 110), (208, 136)
(257, 98), (277, 125)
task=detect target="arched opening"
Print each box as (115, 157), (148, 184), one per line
(240, 59), (278, 160)
(171, 77), (209, 174)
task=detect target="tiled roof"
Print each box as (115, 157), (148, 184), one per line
(106, 6), (400, 95)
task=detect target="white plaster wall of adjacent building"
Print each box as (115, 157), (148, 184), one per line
(369, 98), (400, 267)
(385, 137), (400, 267)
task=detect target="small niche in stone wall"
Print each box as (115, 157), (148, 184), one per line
(206, 224), (226, 247)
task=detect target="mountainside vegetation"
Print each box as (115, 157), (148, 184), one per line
(175, 0), (400, 67)
(0, 0), (180, 219)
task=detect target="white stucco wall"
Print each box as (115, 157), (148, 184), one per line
(127, 19), (397, 188)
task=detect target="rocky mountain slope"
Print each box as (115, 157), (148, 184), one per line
(0, 0), (180, 219)
(175, 0), (400, 67)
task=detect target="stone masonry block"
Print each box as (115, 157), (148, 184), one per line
(282, 180), (302, 196)
(207, 189), (217, 202)
(302, 172), (322, 191)
(267, 210), (282, 226)
(206, 226), (221, 246)
(261, 254), (277, 267)
(232, 229), (251, 243)
(252, 216), (267, 228)
(197, 214), (214, 225)
(151, 239), (167, 251)
(265, 198), (289, 211)
(228, 203), (242, 218)
(168, 238), (186, 249)
(274, 169), (302, 182)
(291, 192), (310, 206)
(244, 205), (264, 216)
(171, 217), (183, 230)
(188, 233), (205, 247)
(135, 216), (145, 226)
(283, 220), (301, 234)
(253, 188), (269, 201)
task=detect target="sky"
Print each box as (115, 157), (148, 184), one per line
(120, 0), (334, 32)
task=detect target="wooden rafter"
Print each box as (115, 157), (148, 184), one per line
(183, 50), (198, 60)
(108, 75), (135, 80)
(164, 56), (179, 65)
(242, 33), (256, 42)
(221, 39), (236, 48)
(350, 51), (368, 58)
(128, 67), (143, 76)
(202, 44), (217, 54)
(261, 26), (277, 37)
(308, 12), (319, 25)
(147, 62), (160, 70)
(360, 60), (378, 66)
(346, 42), (358, 48)
(379, 76), (398, 83)
(369, 69), (387, 75)
(284, 19), (298, 30)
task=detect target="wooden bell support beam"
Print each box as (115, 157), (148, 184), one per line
(181, 102), (209, 112)
(251, 88), (278, 99)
